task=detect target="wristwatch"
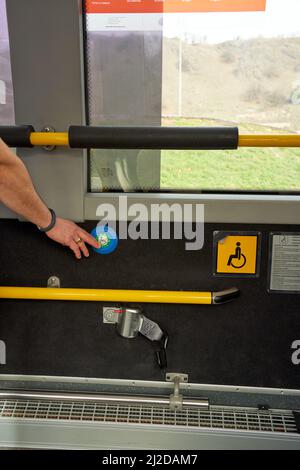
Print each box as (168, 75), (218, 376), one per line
(37, 208), (56, 232)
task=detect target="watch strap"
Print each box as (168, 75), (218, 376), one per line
(38, 208), (56, 232)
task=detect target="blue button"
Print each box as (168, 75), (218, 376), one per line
(91, 225), (118, 254)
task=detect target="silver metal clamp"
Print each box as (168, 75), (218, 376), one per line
(103, 307), (168, 368)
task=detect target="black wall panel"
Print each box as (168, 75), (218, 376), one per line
(0, 220), (299, 388)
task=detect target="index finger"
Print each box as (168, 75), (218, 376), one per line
(78, 229), (100, 249)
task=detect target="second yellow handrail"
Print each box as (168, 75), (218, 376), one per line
(28, 132), (300, 148)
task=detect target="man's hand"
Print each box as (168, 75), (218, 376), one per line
(46, 217), (100, 259)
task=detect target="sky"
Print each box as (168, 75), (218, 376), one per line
(164, 0), (300, 42)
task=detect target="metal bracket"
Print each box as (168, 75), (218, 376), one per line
(166, 372), (189, 411)
(102, 307), (164, 342)
(103, 307), (121, 324)
(42, 126), (56, 151)
(103, 306), (168, 368)
(47, 276), (61, 288)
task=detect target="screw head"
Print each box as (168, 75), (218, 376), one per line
(105, 311), (113, 321)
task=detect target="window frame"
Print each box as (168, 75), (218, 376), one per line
(1, 0), (300, 225)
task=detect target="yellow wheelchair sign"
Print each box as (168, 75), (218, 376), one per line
(216, 234), (259, 275)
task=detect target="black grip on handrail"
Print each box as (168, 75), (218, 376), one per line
(212, 287), (240, 304)
(0, 125), (35, 148)
(69, 126), (239, 150)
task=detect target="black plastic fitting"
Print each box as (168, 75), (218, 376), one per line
(0, 125), (35, 148)
(69, 125), (239, 150)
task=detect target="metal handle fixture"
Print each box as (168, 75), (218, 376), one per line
(1, 125), (300, 148)
(0, 286), (240, 305)
(112, 307), (168, 369)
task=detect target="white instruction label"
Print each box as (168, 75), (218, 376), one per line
(270, 234), (300, 292)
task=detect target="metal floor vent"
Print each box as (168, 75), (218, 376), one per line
(0, 399), (297, 434)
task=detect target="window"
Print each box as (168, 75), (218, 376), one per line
(0, 0), (15, 125)
(84, 0), (300, 193)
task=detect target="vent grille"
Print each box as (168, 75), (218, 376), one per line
(0, 399), (297, 434)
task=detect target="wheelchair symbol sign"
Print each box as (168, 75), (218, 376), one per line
(215, 234), (258, 275)
(227, 242), (247, 269)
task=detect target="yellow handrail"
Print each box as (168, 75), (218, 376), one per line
(0, 286), (212, 305)
(27, 132), (300, 148)
(30, 132), (69, 147)
(238, 134), (300, 147)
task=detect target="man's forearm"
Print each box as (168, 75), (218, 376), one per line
(0, 139), (99, 258)
(0, 139), (51, 227)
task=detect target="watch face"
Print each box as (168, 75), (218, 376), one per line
(90, 225), (118, 254)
